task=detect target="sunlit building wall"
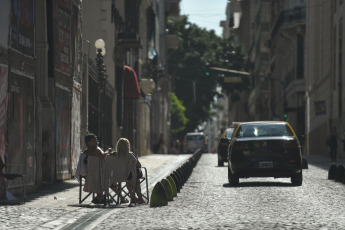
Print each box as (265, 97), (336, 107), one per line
(305, 0), (345, 158)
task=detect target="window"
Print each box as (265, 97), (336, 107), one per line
(261, 52), (269, 62)
(334, 26), (337, 90)
(237, 124), (294, 137)
(261, 22), (270, 32)
(339, 18), (343, 118)
(226, 131), (234, 139)
(186, 135), (205, 141)
(296, 34), (304, 79)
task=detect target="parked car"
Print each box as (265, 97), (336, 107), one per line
(183, 132), (208, 153)
(217, 122), (240, 166)
(227, 121), (303, 186)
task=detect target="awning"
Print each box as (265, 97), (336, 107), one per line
(124, 65), (141, 99)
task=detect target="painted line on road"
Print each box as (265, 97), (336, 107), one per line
(62, 156), (189, 230)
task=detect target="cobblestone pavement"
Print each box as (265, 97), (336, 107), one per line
(0, 154), (190, 230)
(92, 153), (345, 230)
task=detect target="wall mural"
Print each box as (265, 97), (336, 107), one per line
(71, 86), (81, 173)
(55, 87), (71, 179)
(0, 0), (10, 48)
(7, 72), (35, 185)
(11, 0), (34, 56)
(55, 0), (71, 75)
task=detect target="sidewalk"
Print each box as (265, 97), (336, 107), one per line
(304, 153), (345, 171)
(23, 154), (189, 210)
(0, 154), (192, 230)
(0, 154), (190, 230)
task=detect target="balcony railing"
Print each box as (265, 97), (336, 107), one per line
(271, 6), (306, 39)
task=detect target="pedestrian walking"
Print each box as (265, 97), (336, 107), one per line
(327, 127), (338, 162)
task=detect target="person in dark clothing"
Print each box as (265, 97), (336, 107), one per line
(0, 156), (6, 200)
(153, 133), (164, 154)
(327, 127), (338, 162)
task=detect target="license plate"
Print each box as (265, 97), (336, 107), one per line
(259, 161), (273, 168)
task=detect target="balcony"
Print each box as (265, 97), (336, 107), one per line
(271, 6), (306, 39)
(166, 0), (180, 17)
(165, 34), (179, 50)
(116, 32), (142, 49)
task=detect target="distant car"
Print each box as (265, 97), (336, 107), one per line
(217, 122), (240, 166)
(183, 132), (208, 153)
(227, 121), (303, 186)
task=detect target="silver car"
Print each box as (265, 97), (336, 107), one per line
(183, 132), (208, 153)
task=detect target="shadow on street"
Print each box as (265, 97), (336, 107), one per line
(25, 180), (79, 202)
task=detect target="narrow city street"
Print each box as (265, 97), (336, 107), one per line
(92, 153), (345, 230)
(1, 153), (345, 229)
(2, 1), (345, 229)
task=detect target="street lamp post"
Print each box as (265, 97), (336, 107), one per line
(95, 39), (107, 148)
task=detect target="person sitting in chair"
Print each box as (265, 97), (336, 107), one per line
(108, 138), (145, 206)
(125, 148), (146, 204)
(82, 133), (106, 204)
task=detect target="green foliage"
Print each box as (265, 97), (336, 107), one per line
(215, 37), (249, 94)
(167, 16), (248, 134)
(170, 93), (188, 137)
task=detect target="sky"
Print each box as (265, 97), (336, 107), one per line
(180, 0), (228, 36)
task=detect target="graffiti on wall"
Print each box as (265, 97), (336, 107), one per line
(71, 87), (81, 173)
(0, 0), (10, 48)
(55, 0), (71, 75)
(7, 72), (35, 185)
(11, 0), (34, 56)
(0, 65), (8, 161)
(56, 87), (71, 178)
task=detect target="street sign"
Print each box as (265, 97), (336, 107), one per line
(224, 76), (242, 83)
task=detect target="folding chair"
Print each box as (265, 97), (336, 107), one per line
(78, 175), (94, 204)
(136, 167), (149, 204)
(107, 167), (149, 205)
(78, 156), (106, 205)
(104, 155), (149, 206)
(0, 164), (27, 204)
